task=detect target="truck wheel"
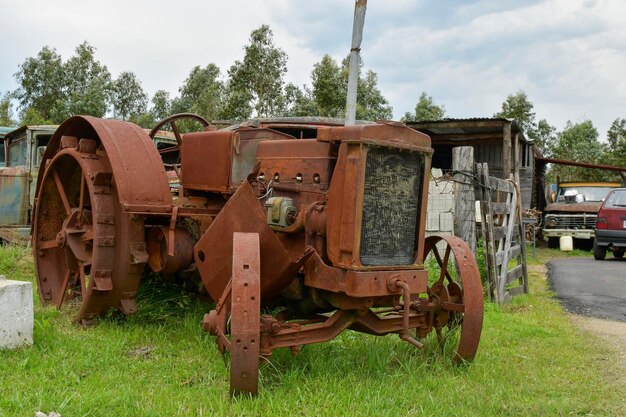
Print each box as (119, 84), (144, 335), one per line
(548, 237), (559, 249)
(593, 239), (606, 260)
(613, 249), (624, 259)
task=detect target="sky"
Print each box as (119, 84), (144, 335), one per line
(1, 0), (625, 140)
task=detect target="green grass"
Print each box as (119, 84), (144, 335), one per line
(1, 244), (624, 416)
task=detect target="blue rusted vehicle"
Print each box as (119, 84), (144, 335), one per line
(0, 124), (177, 243)
(1, 125), (58, 242)
(0, 126), (16, 168)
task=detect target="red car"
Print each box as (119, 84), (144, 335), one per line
(594, 188), (626, 260)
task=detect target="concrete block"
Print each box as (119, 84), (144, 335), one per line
(439, 211), (454, 233)
(0, 275), (34, 349)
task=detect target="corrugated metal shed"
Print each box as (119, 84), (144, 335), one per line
(407, 118), (536, 209)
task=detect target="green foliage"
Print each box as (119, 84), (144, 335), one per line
(112, 71), (147, 120)
(223, 25), (287, 119)
(63, 41), (112, 118)
(494, 90), (536, 135)
(282, 83), (317, 117)
(310, 54), (345, 117)
(10, 29), (394, 126)
(534, 118), (557, 157)
(172, 64), (224, 122)
(0, 92), (16, 126)
(13, 42), (112, 124)
(150, 90), (172, 122)
(355, 69), (393, 121)
(13, 45), (66, 122)
(297, 54), (392, 120)
(551, 120), (614, 181)
(20, 107), (53, 125)
(402, 91), (446, 122)
(494, 91), (559, 158)
(606, 118), (626, 167)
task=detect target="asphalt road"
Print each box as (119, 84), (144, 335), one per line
(548, 257), (626, 322)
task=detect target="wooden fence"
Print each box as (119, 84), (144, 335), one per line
(476, 163), (529, 303)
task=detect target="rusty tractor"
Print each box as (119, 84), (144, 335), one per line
(32, 114), (484, 395)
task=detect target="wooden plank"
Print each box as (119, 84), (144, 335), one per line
(480, 163), (498, 301)
(503, 122), (512, 179)
(507, 285), (526, 298)
(514, 171), (529, 294)
(453, 147), (476, 254)
(505, 265), (523, 285)
(495, 244), (521, 266)
(492, 225), (506, 240)
(497, 177), (517, 302)
(514, 132), (520, 182)
(491, 202), (510, 215)
(487, 176), (515, 193)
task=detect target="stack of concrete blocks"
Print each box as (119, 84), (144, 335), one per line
(0, 275), (34, 349)
(426, 168), (455, 237)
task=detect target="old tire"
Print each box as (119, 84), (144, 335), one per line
(613, 249), (624, 259)
(593, 239), (606, 261)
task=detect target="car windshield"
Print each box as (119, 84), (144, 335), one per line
(605, 190), (626, 208)
(556, 186), (614, 202)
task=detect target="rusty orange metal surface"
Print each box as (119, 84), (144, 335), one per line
(229, 232), (261, 395)
(32, 115), (484, 395)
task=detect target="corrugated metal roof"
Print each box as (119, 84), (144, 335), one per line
(405, 117), (529, 144)
(4, 125), (59, 139)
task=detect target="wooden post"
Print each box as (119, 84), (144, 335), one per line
(513, 132), (520, 181)
(452, 146), (476, 253)
(502, 122), (512, 179)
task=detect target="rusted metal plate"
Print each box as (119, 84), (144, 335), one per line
(194, 180), (303, 303)
(229, 232), (261, 395)
(181, 127), (295, 193)
(317, 122), (433, 153)
(36, 116), (172, 214)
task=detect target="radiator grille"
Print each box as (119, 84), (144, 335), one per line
(360, 147), (422, 266)
(544, 213), (597, 230)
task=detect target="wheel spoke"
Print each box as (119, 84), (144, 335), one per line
(438, 245), (451, 283)
(78, 173), (85, 215)
(79, 265), (87, 300)
(81, 228), (94, 242)
(38, 239), (59, 250)
(53, 170), (71, 215)
(55, 269), (72, 309)
(431, 245), (454, 283)
(170, 121), (183, 146)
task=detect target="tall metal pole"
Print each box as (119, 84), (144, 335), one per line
(345, 0), (367, 126)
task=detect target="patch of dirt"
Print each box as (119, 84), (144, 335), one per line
(569, 315), (626, 385)
(527, 264), (547, 278)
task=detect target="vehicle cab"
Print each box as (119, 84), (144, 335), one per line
(0, 125), (58, 242)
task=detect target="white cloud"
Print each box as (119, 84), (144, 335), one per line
(0, 0), (624, 139)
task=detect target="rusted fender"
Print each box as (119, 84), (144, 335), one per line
(36, 116), (172, 214)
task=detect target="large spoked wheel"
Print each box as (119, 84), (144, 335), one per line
(423, 235), (484, 362)
(229, 233), (261, 396)
(33, 139), (145, 321)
